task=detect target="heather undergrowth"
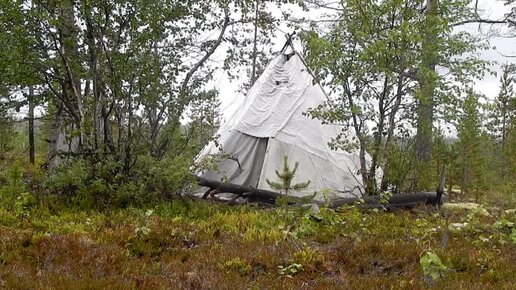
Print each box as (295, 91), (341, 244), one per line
(0, 199), (515, 289)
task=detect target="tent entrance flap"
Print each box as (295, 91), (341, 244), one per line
(200, 130), (268, 188)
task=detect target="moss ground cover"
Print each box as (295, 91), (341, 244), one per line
(0, 199), (515, 289)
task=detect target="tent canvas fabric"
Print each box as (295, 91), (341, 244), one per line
(196, 53), (373, 200)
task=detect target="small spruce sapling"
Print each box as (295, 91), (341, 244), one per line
(266, 156), (310, 217)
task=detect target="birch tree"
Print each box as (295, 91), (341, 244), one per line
(302, 0), (490, 194)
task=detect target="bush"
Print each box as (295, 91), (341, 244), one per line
(136, 154), (195, 200)
(489, 183), (516, 209)
(114, 181), (143, 208)
(41, 154), (196, 210)
(44, 159), (89, 196)
(0, 162), (26, 208)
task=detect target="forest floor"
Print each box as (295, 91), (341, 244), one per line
(0, 197), (515, 289)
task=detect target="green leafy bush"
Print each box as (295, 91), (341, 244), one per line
(420, 251), (448, 281)
(44, 159), (89, 196)
(0, 162), (26, 208)
(136, 154), (195, 200)
(41, 154), (196, 210)
(222, 257), (252, 276)
(278, 263), (304, 278)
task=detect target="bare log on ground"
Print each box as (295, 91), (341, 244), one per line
(195, 176), (287, 203)
(194, 176), (439, 209)
(330, 192), (438, 209)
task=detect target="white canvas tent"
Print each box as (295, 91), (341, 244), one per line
(196, 52), (372, 200)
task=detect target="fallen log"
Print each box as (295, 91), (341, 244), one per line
(195, 176), (287, 202)
(330, 192), (438, 209)
(194, 175), (440, 209)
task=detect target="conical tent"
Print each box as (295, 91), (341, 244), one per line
(197, 53), (371, 200)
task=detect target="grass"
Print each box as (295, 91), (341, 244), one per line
(0, 199), (515, 289)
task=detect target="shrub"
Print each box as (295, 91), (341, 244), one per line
(41, 154), (196, 210)
(0, 162), (26, 208)
(114, 181), (143, 208)
(222, 257), (252, 276)
(420, 251), (448, 282)
(291, 248), (323, 271)
(137, 154), (195, 199)
(44, 159), (89, 196)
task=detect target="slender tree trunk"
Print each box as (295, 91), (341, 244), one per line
(47, 103), (64, 171)
(368, 76), (389, 194)
(149, 43), (160, 157)
(345, 86), (369, 195)
(501, 109), (507, 179)
(460, 160), (466, 196)
(28, 86), (35, 164)
(124, 94), (132, 174)
(381, 75), (404, 191)
(413, 0), (438, 190)
(149, 105), (158, 156)
(447, 169), (453, 195)
(251, 0), (259, 85)
(85, 5), (100, 152)
(59, 0), (84, 148)
(102, 101), (115, 154)
(123, 76), (136, 174)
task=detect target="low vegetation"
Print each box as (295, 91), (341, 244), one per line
(0, 195), (515, 289)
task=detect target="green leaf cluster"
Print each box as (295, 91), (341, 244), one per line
(420, 251), (448, 281)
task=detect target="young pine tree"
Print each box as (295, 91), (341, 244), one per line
(505, 118), (516, 194)
(456, 91), (488, 201)
(266, 156), (311, 198)
(266, 155), (311, 220)
(488, 64), (515, 182)
(0, 104), (14, 157)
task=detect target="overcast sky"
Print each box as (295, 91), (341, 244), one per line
(213, 1), (516, 121)
(468, 1), (515, 99)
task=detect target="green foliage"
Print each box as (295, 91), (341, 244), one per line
(420, 251), (448, 281)
(222, 257), (252, 276)
(0, 109), (15, 157)
(266, 155), (311, 195)
(188, 90), (222, 148)
(381, 139), (413, 193)
(0, 162), (26, 207)
(0, 0), (515, 286)
(277, 263), (303, 278)
(44, 159), (89, 196)
(291, 248), (323, 271)
(301, 0), (490, 193)
(42, 154), (195, 209)
(378, 191), (394, 209)
(456, 90), (488, 200)
(138, 155), (195, 199)
(267, 155), (310, 223)
(0, 0), (302, 184)
(13, 192), (33, 219)
(485, 64), (516, 197)
(0, 199), (515, 288)
(510, 228), (516, 244)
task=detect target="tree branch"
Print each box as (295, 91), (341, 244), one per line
(179, 9), (230, 97)
(450, 18), (507, 27)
